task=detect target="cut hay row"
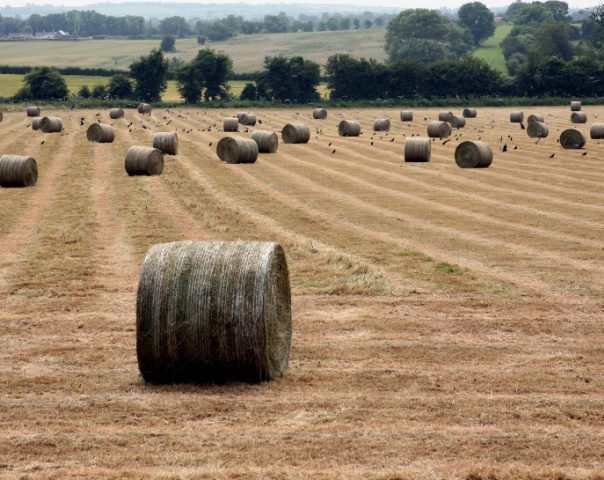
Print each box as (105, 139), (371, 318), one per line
(217, 136), (258, 163)
(404, 137), (431, 162)
(251, 130), (279, 153)
(152, 132), (178, 155)
(282, 123), (310, 144)
(0, 154), (38, 187)
(338, 120), (361, 137)
(125, 146), (164, 176)
(86, 123), (115, 143)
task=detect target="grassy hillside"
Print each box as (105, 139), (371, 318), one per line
(473, 23), (512, 75)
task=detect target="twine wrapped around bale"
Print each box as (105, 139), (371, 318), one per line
(373, 118), (391, 132)
(40, 116), (63, 133)
(26, 106), (40, 117)
(217, 136), (259, 164)
(31, 117), (42, 131)
(137, 103), (152, 115)
(0, 154), (38, 187)
(449, 116), (466, 129)
(455, 141), (493, 168)
(463, 108), (477, 118)
(404, 137), (431, 162)
(239, 113), (257, 126)
(109, 108), (124, 119)
(125, 146), (164, 176)
(427, 121), (452, 138)
(438, 111), (454, 122)
(571, 112), (587, 124)
(87, 123), (115, 143)
(560, 129), (586, 149)
(590, 123), (604, 139)
(570, 101), (581, 111)
(152, 132), (179, 155)
(136, 240), (292, 384)
(251, 130), (279, 153)
(313, 108), (327, 120)
(527, 121), (549, 138)
(510, 111), (524, 123)
(338, 120), (361, 137)
(527, 114), (544, 124)
(223, 117), (239, 132)
(282, 123), (310, 143)
(400, 110), (413, 122)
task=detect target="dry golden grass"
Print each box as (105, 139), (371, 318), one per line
(1, 105), (604, 479)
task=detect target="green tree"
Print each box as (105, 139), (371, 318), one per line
(532, 21), (574, 60)
(544, 0), (571, 22)
(375, 17), (384, 27)
(256, 55), (320, 103)
(511, 3), (555, 35)
(239, 83), (257, 101)
(175, 48), (233, 103)
(160, 34), (176, 52)
(327, 17), (339, 31)
(91, 84), (108, 99)
(16, 66), (68, 100)
(107, 74), (133, 99)
(158, 16), (190, 37)
(130, 48), (168, 102)
(458, 2), (496, 46)
(78, 84), (91, 98)
(505, 0), (524, 22)
(364, 19), (372, 29)
(325, 54), (387, 100)
(353, 18), (360, 29)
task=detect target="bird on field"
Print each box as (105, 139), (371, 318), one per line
(328, 142), (332, 146)
(514, 146), (518, 150)
(209, 142), (212, 146)
(70, 104), (75, 109)
(442, 139), (450, 145)
(98, 119), (101, 123)
(26, 124), (30, 128)
(501, 144), (507, 152)
(371, 141), (373, 145)
(40, 140), (44, 144)
(95, 112), (100, 116)
(390, 138), (394, 142)
(549, 153), (555, 158)
(520, 122), (526, 129)
(581, 151), (587, 156)
(332, 149), (336, 154)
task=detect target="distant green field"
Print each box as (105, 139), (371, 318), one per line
(473, 24), (512, 75)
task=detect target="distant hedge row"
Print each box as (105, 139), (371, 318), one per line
(0, 65), (127, 77)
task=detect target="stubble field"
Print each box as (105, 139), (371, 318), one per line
(1, 105), (603, 479)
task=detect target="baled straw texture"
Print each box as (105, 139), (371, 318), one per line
(527, 121), (549, 138)
(527, 114), (544, 123)
(223, 117), (239, 132)
(373, 118), (391, 132)
(251, 130), (279, 153)
(313, 108), (327, 120)
(0, 154), (38, 187)
(109, 108), (124, 119)
(570, 100), (581, 111)
(282, 123), (310, 143)
(571, 112), (587, 124)
(455, 141), (493, 168)
(26, 106), (40, 117)
(427, 121), (452, 138)
(510, 111), (524, 123)
(404, 137), (431, 162)
(438, 111), (454, 122)
(137, 103), (152, 115)
(463, 108), (477, 118)
(152, 132), (179, 155)
(239, 113), (257, 126)
(86, 123), (115, 143)
(136, 240), (292, 384)
(559, 129), (586, 149)
(125, 146), (164, 176)
(31, 117), (42, 131)
(217, 136), (259, 164)
(338, 120), (361, 137)
(590, 123), (604, 139)
(449, 116), (466, 129)
(40, 116), (63, 133)
(400, 110), (413, 122)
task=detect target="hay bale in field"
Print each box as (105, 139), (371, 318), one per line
(136, 240), (292, 384)
(240, 113), (257, 126)
(438, 111), (454, 122)
(0, 154), (38, 187)
(313, 108), (327, 120)
(373, 118), (391, 132)
(236, 111), (247, 120)
(527, 121), (549, 138)
(223, 117), (239, 132)
(462, 108), (477, 118)
(152, 132), (179, 155)
(427, 121), (452, 138)
(560, 129), (586, 149)
(527, 114), (544, 124)
(137, 103), (152, 115)
(251, 130), (279, 153)
(31, 117), (42, 131)
(282, 123), (310, 143)
(125, 146), (164, 176)
(26, 106), (40, 117)
(109, 108), (124, 119)
(570, 100), (581, 111)
(449, 116), (466, 129)
(571, 112), (587, 124)
(338, 120), (361, 137)
(510, 111), (524, 123)
(455, 141), (493, 168)
(404, 137), (431, 162)
(86, 123), (115, 143)
(40, 116), (62, 133)
(400, 110), (413, 122)
(217, 136), (259, 164)
(589, 123), (604, 139)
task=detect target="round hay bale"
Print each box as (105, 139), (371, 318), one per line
(338, 120), (361, 137)
(0, 154), (38, 187)
(400, 110), (413, 122)
(571, 112), (587, 124)
(282, 123), (310, 143)
(109, 108), (124, 119)
(125, 146), (164, 176)
(40, 116), (63, 133)
(427, 121), (452, 138)
(463, 108), (477, 118)
(373, 118), (391, 132)
(559, 129), (586, 149)
(26, 106), (40, 117)
(449, 116), (466, 129)
(313, 108), (327, 120)
(86, 123), (115, 143)
(510, 111), (524, 123)
(136, 240), (292, 384)
(570, 100), (581, 111)
(527, 121), (549, 138)
(152, 132), (179, 155)
(455, 141), (493, 168)
(217, 136), (259, 164)
(236, 111), (247, 120)
(251, 130), (279, 153)
(240, 113), (257, 126)
(137, 103), (152, 115)
(589, 123), (604, 139)
(527, 114), (544, 124)
(438, 111), (454, 122)
(31, 117), (42, 131)
(404, 137), (431, 162)
(223, 117), (239, 132)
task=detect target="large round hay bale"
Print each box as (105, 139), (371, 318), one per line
(589, 123), (604, 139)
(40, 116), (62, 133)
(449, 116), (466, 129)
(438, 111), (454, 122)
(31, 117), (42, 131)
(26, 106), (40, 117)
(338, 120), (361, 137)
(559, 129), (586, 149)
(462, 108), (477, 118)
(527, 121), (549, 138)
(86, 123), (115, 143)
(455, 141), (493, 168)
(137, 103), (152, 115)
(251, 130), (279, 153)
(510, 111), (524, 123)
(427, 121), (452, 138)
(0, 154), (38, 187)
(404, 137), (431, 162)
(125, 146), (164, 176)
(223, 117), (239, 132)
(152, 132), (178, 155)
(282, 123), (310, 143)
(570, 100), (581, 111)
(571, 112), (587, 124)
(109, 108), (124, 119)
(527, 114), (544, 124)
(240, 113), (257, 126)
(373, 118), (391, 132)
(136, 240), (292, 384)
(217, 136), (259, 164)
(313, 108), (327, 120)
(400, 110), (413, 122)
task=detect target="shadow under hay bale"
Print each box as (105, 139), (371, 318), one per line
(152, 132), (178, 155)
(571, 112), (587, 124)
(223, 117), (239, 132)
(251, 130), (279, 153)
(373, 118), (391, 132)
(137, 103), (152, 115)
(87, 123), (115, 143)
(463, 108), (477, 118)
(455, 141), (493, 168)
(217, 136), (258, 164)
(282, 123), (310, 143)
(313, 108), (327, 120)
(31, 117), (42, 131)
(26, 106), (40, 117)
(560, 129), (586, 149)
(136, 240), (292, 384)
(427, 121), (452, 138)
(125, 146), (164, 176)
(404, 137), (431, 162)
(527, 121), (549, 138)
(0, 154), (38, 187)
(40, 116), (62, 133)
(527, 114), (544, 124)
(590, 123), (604, 139)
(449, 116), (466, 129)
(570, 100), (581, 111)
(338, 120), (361, 137)
(239, 113), (257, 126)
(438, 111), (454, 122)
(109, 108), (124, 119)
(510, 111), (524, 123)
(400, 110), (413, 122)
